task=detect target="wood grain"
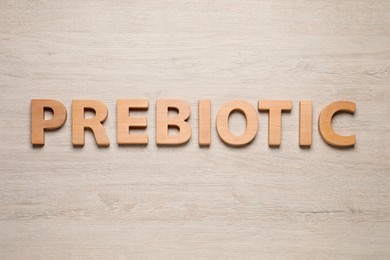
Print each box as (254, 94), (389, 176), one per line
(0, 0), (389, 259)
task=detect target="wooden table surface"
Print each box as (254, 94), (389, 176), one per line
(0, 0), (389, 259)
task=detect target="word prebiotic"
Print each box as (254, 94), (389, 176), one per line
(31, 99), (356, 148)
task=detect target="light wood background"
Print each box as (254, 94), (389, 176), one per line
(0, 0), (389, 259)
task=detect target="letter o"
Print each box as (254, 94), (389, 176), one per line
(216, 100), (258, 146)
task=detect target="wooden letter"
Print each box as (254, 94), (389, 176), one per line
(258, 100), (292, 147)
(318, 101), (356, 147)
(299, 100), (312, 147)
(72, 100), (109, 147)
(216, 100), (258, 146)
(156, 99), (192, 145)
(198, 99), (211, 146)
(31, 99), (67, 145)
(117, 99), (149, 145)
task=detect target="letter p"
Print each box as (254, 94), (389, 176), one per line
(31, 99), (67, 145)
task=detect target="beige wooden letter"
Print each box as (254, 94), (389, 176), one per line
(31, 99), (67, 145)
(72, 100), (109, 147)
(258, 100), (292, 147)
(198, 99), (211, 146)
(117, 99), (149, 145)
(299, 100), (312, 147)
(156, 99), (192, 145)
(216, 100), (258, 146)
(318, 101), (356, 147)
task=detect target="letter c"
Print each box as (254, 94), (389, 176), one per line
(318, 101), (356, 147)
